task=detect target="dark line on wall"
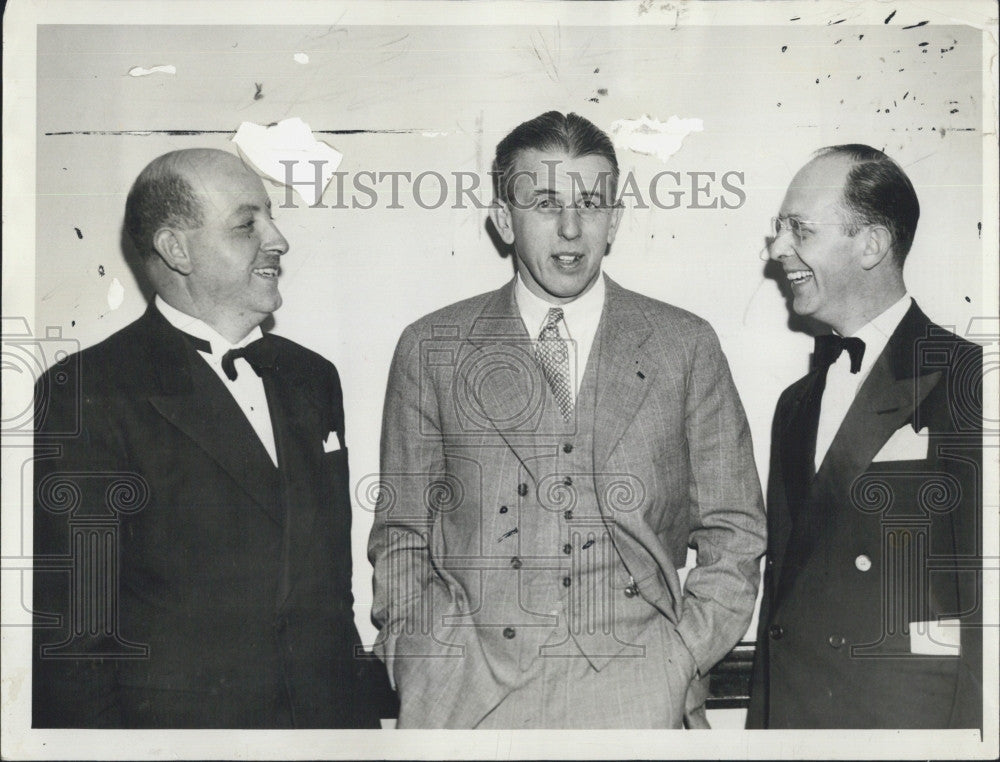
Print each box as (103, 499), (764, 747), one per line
(45, 128), (428, 136)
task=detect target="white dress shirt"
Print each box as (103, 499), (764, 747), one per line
(514, 273), (606, 402)
(155, 296), (278, 467)
(814, 294), (912, 471)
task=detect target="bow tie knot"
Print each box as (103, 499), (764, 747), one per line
(814, 334), (866, 374)
(221, 339), (277, 381)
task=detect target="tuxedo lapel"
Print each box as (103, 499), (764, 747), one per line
(593, 279), (656, 471)
(139, 308), (283, 525)
(260, 349), (328, 608)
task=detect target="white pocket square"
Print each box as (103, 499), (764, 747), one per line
(872, 424), (928, 462)
(322, 431), (341, 453)
(910, 618), (960, 656)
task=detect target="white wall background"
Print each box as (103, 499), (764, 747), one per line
(17, 5), (992, 740)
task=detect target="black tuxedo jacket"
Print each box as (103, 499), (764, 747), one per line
(33, 305), (394, 728)
(748, 301), (983, 729)
(747, 304), (983, 728)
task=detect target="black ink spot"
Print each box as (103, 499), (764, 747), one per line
(71, 320), (76, 327)
(98, 265), (105, 277)
(978, 222), (982, 238)
(829, 18), (845, 25)
(918, 42), (929, 47)
(950, 108), (959, 114)
(597, 88), (608, 96)
(254, 82), (264, 100)
(790, 17), (800, 21)
(587, 97), (599, 103)
(74, 227), (83, 239)
(451, 250), (454, 256)
(965, 296), (971, 302)
(777, 102), (781, 107)
(858, 34), (864, 40)
(902, 20), (929, 30)
(637, 371), (645, 380)
(815, 78), (820, 84)
(903, 91), (909, 99)
(781, 45), (788, 53)
(834, 39), (842, 45)
(884, 9), (897, 23)
(593, 67), (599, 73)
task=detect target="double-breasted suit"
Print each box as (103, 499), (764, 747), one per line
(33, 305), (393, 728)
(369, 276), (766, 727)
(748, 301), (983, 728)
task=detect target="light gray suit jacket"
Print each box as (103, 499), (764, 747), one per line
(368, 276), (765, 727)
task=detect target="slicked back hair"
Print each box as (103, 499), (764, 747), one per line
(124, 150), (205, 259)
(492, 111), (619, 205)
(815, 143), (920, 264)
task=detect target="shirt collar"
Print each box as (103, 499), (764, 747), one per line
(155, 295), (263, 356)
(514, 272), (606, 335)
(843, 293), (911, 379)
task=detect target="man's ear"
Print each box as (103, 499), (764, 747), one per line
(606, 203), (625, 245)
(860, 224), (893, 270)
(152, 228), (193, 275)
(489, 201), (516, 246)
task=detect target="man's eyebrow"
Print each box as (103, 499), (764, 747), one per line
(230, 201), (271, 217)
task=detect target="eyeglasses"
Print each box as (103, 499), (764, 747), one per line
(770, 216), (846, 241)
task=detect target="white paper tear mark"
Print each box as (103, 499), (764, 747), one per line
(107, 278), (125, 310)
(293, 53), (309, 64)
(232, 118), (343, 207)
(128, 65), (176, 77)
(609, 114), (704, 163)
(421, 131), (449, 138)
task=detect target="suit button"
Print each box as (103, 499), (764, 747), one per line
(517, 483), (528, 497)
(562, 543), (572, 555)
(624, 583), (639, 598)
(768, 624), (784, 640)
(502, 627), (516, 639)
(510, 556), (522, 569)
(855, 554), (872, 572)
(563, 510), (573, 520)
(563, 476), (573, 486)
(499, 505), (508, 514)
(828, 635), (844, 648)
(562, 576), (572, 587)
(563, 443), (574, 454)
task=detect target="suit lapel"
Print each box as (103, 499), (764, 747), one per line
(464, 281), (545, 477)
(139, 307), (283, 525)
(593, 279), (656, 471)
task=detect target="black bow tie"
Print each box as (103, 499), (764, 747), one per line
(814, 334), (866, 374)
(176, 329), (275, 380)
(221, 339), (277, 381)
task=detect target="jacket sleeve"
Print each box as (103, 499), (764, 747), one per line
(33, 365), (126, 727)
(673, 322), (768, 676)
(367, 324), (454, 690)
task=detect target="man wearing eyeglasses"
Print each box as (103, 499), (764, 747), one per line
(747, 145), (983, 729)
(369, 111), (766, 728)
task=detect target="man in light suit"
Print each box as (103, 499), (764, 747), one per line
(33, 148), (394, 727)
(748, 145), (983, 728)
(368, 112), (766, 728)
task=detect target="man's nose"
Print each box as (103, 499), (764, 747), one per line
(558, 206), (582, 240)
(261, 219), (289, 256)
(767, 229), (794, 261)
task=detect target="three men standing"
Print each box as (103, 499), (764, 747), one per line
(368, 112), (767, 728)
(748, 145), (983, 729)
